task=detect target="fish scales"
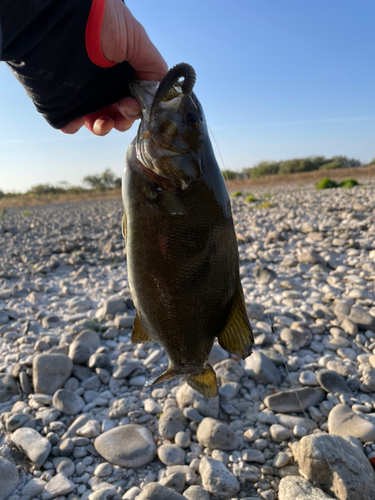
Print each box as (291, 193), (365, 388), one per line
(122, 63), (253, 397)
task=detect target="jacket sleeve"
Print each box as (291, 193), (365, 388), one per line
(0, 0), (135, 129)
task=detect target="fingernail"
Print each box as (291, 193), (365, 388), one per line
(127, 108), (142, 118)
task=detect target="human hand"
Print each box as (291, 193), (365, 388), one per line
(62, 0), (167, 136)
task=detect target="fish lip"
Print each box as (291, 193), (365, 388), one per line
(129, 81), (158, 122)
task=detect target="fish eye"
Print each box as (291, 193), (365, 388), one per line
(186, 112), (202, 128)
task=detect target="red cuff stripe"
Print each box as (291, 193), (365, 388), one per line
(86, 0), (117, 68)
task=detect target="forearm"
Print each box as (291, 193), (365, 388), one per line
(1, 0), (135, 129)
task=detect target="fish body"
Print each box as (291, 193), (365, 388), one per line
(122, 64), (253, 397)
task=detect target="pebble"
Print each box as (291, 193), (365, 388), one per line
(328, 403), (375, 442)
(158, 407), (187, 440)
(159, 471), (185, 493)
(0, 458), (19, 500)
(199, 457), (239, 499)
(52, 389), (85, 415)
(32, 354), (73, 395)
(182, 485), (210, 500)
(94, 424), (156, 467)
(278, 476), (333, 499)
(11, 427), (51, 467)
(41, 473), (76, 500)
(270, 424), (291, 442)
(136, 483), (185, 499)
(265, 386), (325, 412)
(297, 433), (375, 500)
(316, 369), (352, 395)
(68, 329), (101, 364)
(196, 417), (238, 450)
(157, 444), (185, 466)
(0, 374), (18, 402)
(244, 351), (281, 385)
(21, 478), (47, 498)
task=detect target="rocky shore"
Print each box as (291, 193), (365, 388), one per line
(0, 180), (375, 500)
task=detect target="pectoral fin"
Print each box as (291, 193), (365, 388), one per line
(131, 313), (153, 343)
(186, 365), (218, 398)
(155, 191), (187, 215)
(121, 212), (127, 241)
(217, 277), (253, 359)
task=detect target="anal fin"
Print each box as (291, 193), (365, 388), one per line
(144, 365), (176, 388)
(217, 277), (253, 359)
(186, 365), (218, 398)
(131, 313), (153, 343)
(121, 212), (127, 241)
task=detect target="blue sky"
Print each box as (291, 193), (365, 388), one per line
(1, 0), (374, 192)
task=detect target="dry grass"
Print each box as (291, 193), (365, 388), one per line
(226, 164), (375, 191)
(0, 188), (122, 209)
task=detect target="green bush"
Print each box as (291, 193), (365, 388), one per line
(279, 158), (317, 174)
(263, 193), (272, 199)
(221, 170), (238, 180)
(259, 201), (276, 209)
(21, 210), (32, 216)
(231, 190), (242, 197)
(316, 178), (338, 189)
(319, 160), (343, 171)
(245, 161), (281, 178)
(83, 168), (120, 190)
(339, 178), (359, 189)
(245, 194), (257, 202)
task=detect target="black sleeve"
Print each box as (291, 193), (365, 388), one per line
(0, 0), (135, 129)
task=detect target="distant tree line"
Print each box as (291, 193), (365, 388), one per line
(221, 155), (374, 180)
(0, 168), (122, 198)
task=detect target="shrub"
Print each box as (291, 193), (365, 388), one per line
(339, 178), (359, 189)
(21, 210), (32, 216)
(231, 190), (242, 197)
(246, 161), (281, 178)
(83, 168), (120, 190)
(319, 160), (343, 171)
(316, 178), (338, 189)
(221, 170), (238, 180)
(263, 193), (272, 199)
(330, 156), (362, 168)
(28, 184), (63, 195)
(259, 201), (276, 209)
(246, 194), (257, 202)
(279, 158), (317, 174)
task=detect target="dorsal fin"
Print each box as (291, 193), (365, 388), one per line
(217, 277), (253, 359)
(131, 313), (153, 343)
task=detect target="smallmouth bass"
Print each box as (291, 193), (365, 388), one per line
(122, 63), (253, 397)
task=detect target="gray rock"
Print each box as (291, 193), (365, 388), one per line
(349, 306), (375, 331)
(276, 414), (317, 430)
(41, 473), (75, 500)
(0, 310), (9, 324)
(32, 354), (73, 395)
(196, 417), (238, 450)
(159, 471), (186, 493)
(109, 397), (134, 418)
(278, 476), (334, 499)
(253, 264), (277, 284)
(273, 452), (290, 469)
(208, 344), (229, 365)
(264, 387), (325, 413)
(244, 351), (281, 385)
(362, 367), (375, 391)
(136, 483), (185, 500)
(328, 404), (375, 442)
(52, 389), (85, 415)
(6, 412), (32, 432)
(11, 427), (51, 467)
(297, 251), (326, 265)
(183, 485), (210, 500)
(0, 458), (19, 500)
(68, 329), (100, 364)
(317, 369), (351, 396)
(199, 457), (239, 499)
(0, 374), (18, 402)
(62, 413), (93, 438)
(166, 465), (196, 485)
(176, 383), (219, 418)
(242, 449), (265, 463)
(214, 358), (244, 384)
(270, 424), (292, 442)
(297, 433), (375, 500)
(246, 302), (264, 320)
(157, 444), (185, 466)
(52, 457), (75, 477)
(102, 297), (127, 316)
(94, 462), (113, 477)
(88, 488), (118, 500)
(218, 382), (241, 400)
(94, 424), (156, 467)
(122, 487), (141, 500)
(158, 407), (187, 440)
(333, 301), (352, 320)
(21, 478), (47, 498)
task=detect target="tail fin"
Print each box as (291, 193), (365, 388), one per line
(186, 364), (218, 398)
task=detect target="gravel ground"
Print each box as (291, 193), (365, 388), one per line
(0, 180), (375, 500)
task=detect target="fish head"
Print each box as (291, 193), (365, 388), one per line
(130, 70), (206, 192)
